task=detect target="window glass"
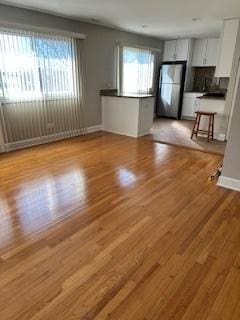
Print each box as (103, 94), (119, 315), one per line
(0, 32), (75, 101)
(120, 46), (155, 94)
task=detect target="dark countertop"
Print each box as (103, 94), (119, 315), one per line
(187, 91), (204, 93)
(197, 95), (226, 100)
(100, 89), (155, 99)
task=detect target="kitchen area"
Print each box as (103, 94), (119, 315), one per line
(100, 18), (239, 155)
(153, 18), (240, 153)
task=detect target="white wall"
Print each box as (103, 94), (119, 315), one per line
(222, 22), (240, 137)
(221, 67), (240, 181)
(219, 37), (240, 191)
(0, 116), (4, 151)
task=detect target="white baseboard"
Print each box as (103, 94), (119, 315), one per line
(3, 125), (102, 152)
(195, 133), (226, 141)
(87, 125), (102, 133)
(181, 116), (195, 121)
(217, 176), (240, 192)
(217, 133), (226, 142)
(102, 128), (138, 138)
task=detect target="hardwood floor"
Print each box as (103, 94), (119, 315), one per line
(0, 132), (239, 320)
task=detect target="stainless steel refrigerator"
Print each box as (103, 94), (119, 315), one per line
(157, 61), (186, 119)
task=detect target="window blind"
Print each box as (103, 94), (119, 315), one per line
(0, 28), (86, 151)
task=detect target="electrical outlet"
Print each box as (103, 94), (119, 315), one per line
(47, 123), (55, 129)
(218, 133), (226, 141)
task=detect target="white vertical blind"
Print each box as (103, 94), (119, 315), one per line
(0, 28), (86, 151)
(118, 45), (157, 94)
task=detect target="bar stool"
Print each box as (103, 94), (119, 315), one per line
(191, 111), (217, 142)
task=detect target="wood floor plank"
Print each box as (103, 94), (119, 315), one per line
(0, 132), (239, 320)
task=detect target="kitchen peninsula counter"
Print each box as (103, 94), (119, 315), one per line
(101, 90), (155, 138)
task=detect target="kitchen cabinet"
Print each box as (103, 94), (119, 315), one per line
(192, 39), (207, 66)
(192, 38), (219, 67)
(181, 92), (202, 119)
(175, 39), (190, 60)
(215, 19), (240, 77)
(205, 39), (219, 66)
(163, 39), (190, 61)
(163, 40), (177, 61)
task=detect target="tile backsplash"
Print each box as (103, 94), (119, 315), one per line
(192, 67), (229, 93)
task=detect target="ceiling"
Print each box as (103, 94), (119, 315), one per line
(1, 0), (240, 39)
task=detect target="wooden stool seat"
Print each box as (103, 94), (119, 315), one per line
(191, 111), (217, 142)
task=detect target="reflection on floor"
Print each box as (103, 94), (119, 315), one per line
(0, 132), (239, 319)
(146, 118), (226, 155)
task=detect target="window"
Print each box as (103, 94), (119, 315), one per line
(118, 45), (156, 94)
(0, 31), (75, 102)
(0, 28), (86, 150)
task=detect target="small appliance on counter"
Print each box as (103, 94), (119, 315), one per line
(156, 61), (186, 119)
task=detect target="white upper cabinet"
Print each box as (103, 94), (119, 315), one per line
(192, 38), (219, 67)
(205, 39), (219, 66)
(163, 40), (176, 61)
(216, 19), (240, 77)
(192, 39), (207, 66)
(175, 39), (190, 60)
(163, 39), (190, 61)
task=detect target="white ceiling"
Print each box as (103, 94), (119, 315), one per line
(1, 0), (240, 39)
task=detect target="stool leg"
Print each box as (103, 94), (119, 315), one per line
(207, 115), (211, 142)
(191, 113), (199, 139)
(191, 114), (197, 139)
(195, 114), (201, 138)
(211, 115), (215, 140)
(210, 115), (213, 140)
